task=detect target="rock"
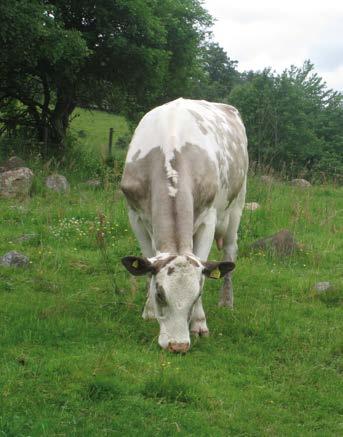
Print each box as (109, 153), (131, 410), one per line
(250, 229), (299, 256)
(260, 175), (274, 184)
(290, 178), (311, 188)
(314, 282), (332, 293)
(9, 205), (27, 212)
(14, 233), (38, 243)
(245, 202), (260, 211)
(45, 174), (69, 193)
(0, 167), (34, 198)
(85, 178), (101, 187)
(1, 156), (26, 171)
(0, 251), (29, 267)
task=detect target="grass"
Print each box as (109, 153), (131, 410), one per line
(70, 108), (128, 159)
(1, 111), (342, 435)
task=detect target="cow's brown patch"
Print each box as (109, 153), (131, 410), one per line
(167, 266), (175, 275)
(153, 256), (177, 273)
(188, 109), (208, 135)
(131, 150), (141, 161)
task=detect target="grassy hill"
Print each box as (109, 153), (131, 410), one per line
(0, 110), (342, 435)
(70, 107), (129, 158)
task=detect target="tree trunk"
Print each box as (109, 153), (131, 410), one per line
(49, 88), (76, 155)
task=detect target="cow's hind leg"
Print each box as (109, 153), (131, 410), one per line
(220, 183), (246, 308)
(191, 208), (216, 335)
(127, 208), (155, 319)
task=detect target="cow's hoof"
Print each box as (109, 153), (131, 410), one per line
(190, 319), (209, 337)
(218, 299), (234, 309)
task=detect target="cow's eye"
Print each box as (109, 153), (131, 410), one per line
(156, 292), (166, 305)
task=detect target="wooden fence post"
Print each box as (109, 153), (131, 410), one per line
(108, 127), (114, 157)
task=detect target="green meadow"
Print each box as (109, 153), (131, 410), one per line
(0, 110), (342, 436)
(70, 108), (128, 158)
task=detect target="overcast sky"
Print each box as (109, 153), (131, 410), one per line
(203, 0), (343, 91)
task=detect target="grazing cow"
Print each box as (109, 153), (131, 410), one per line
(121, 98), (248, 352)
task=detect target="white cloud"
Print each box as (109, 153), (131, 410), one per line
(203, 0), (343, 91)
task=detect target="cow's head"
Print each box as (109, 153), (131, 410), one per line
(122, 254), (234, 352)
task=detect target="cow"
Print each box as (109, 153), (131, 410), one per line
(121, 98), (248, 353)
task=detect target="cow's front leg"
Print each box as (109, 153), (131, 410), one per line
(190, 295), (209, 336)
(219, 272), (234, 308)
(192, 208), (216, 336)
(142, 276), (156, 320)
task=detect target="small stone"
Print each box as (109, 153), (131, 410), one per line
(0, 251), (29, 267)
(1, 156), (26, 170)
(245, 202), (260, 211)
(290, 178), (311, 188)
(85, 178), (101, 187)
(45, 174), (69, 193)
(314, 282), (332, 293)
(260, 175), (274, 184)
(250, 229), (299, 256)
(0, 167), (34, 198)
(14, 233), (38, 243)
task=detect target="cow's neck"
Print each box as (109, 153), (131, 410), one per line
(151, 185), (193, 255)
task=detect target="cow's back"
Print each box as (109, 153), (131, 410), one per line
(122, 99), (247, 206)
(121, 98), (248, 252)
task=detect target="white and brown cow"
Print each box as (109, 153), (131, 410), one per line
(121, 98), (248, 353)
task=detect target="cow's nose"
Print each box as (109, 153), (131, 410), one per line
(168, 342), (190, 353)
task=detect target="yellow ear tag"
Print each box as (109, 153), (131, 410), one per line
(132, 260), (139, 268)
(210, 267), (221, 279)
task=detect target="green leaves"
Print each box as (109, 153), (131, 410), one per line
(0, 0), (214, 149)
(229, 62), (343, 182)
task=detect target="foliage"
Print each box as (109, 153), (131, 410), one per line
(0, 0), (212, 151)
(0, 0), (90, 151)
(229, 61), (343, 181)
(190, 41), (239, 102)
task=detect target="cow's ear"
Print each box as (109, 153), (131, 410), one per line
(121, 256), (154, 276)
(202, 261), (235, 279)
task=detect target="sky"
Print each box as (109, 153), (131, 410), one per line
(203, 0), (343, 91)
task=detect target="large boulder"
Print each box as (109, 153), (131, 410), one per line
(250, 229), (299, 256)
(45, 174), (69, 193)
(0, 251), (29, 267)
(291, 178), (311, 188)
(0, 167), (34, 198)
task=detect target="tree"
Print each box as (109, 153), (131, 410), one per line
(191, 42), (239, 102)
(0, 0), (212, 153)
(229, 61), (343, 180)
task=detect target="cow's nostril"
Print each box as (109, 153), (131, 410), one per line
(168, 342), (190, 353)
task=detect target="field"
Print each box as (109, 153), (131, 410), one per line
(70, 108), (128, 158)
(0, 110), (342, 435)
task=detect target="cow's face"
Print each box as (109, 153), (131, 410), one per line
(122, 254), (234, 352)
